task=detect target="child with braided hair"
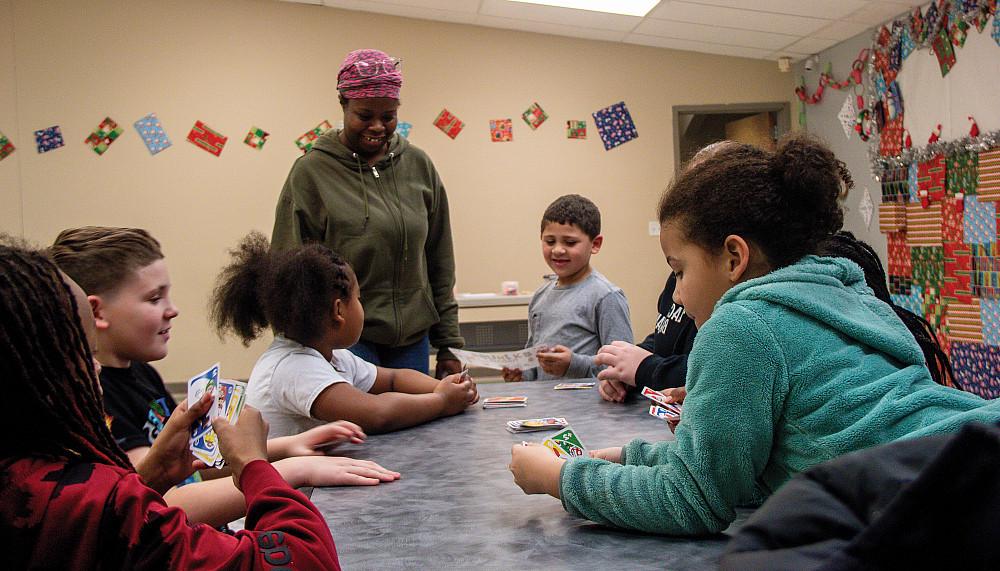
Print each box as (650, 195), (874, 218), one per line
(211, 232), (478, 438)
(0, 238), (342, 569)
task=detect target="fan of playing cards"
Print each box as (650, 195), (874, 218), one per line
(539, 426), (588, 459)
(187, 363), (248, 469)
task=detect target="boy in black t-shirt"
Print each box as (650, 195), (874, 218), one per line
(51, 227), (399, 527)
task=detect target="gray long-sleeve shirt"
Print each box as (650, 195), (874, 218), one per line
(523, 270), (633, 381)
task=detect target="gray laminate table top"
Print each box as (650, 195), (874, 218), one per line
(311, 379), (745, 570)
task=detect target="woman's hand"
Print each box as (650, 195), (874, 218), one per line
(537, 345), (572, 377)
(135, 393), (214, 495)
(213, 406), (270, 491)
(588, 447), (623, 463)
(594, 341), (652, 387)
(509, 443), (564, 498)
(435, 357), (463, 379)
(272, 421), (366, 459)
(277, 456), (400, 487)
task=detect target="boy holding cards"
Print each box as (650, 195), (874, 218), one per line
(52, 227), (399, 527)
(503, 195), (633, 381)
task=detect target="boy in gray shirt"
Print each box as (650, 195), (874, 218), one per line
(503, 194), (633, 381)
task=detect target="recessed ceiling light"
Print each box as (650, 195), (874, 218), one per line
(507, 0), (660, 17)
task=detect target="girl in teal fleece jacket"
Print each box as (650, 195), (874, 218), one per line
(508, 134), (1000, 535)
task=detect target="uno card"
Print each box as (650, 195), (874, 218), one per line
(506, 417), (567, 433)
(554, 382), (595, 390)
(641, 386), (672, 407)
(541, 426), (587, 458)
(187, 363), (221, 434)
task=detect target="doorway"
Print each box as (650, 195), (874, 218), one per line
(673, 103), (791, 172)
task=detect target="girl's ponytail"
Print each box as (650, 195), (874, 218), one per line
(211, 231), (273, 346)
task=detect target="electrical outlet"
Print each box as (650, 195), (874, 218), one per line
(648, 221), (660, 236)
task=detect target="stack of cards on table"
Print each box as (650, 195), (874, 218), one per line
(540, 426), (588, 459)
(506, 417), (568, 433)
(483, 396), (528, 409)
(553, 382), (595, 390)
(641, 386), (682, 423)
(187, 363), (248, 468)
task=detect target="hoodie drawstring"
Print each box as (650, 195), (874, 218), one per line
(387, 152), (409, 264)
(352, 153), (371, 229)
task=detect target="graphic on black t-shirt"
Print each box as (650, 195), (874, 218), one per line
(142, 397), (173, 445)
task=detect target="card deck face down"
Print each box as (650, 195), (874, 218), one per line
(541, 427), (588, 459)
(554, 382), (595, 390)
(506, 417), (568, 433)
(483, 396), (528, 409)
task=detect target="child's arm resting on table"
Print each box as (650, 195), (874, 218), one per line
(559, 306), (784, 535)
(310, 373), (473, 434)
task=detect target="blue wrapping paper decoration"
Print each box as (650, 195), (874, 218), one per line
(592, 101), (638, 151)
(34, 125), (64, 153)
(133, 113), (172, 155)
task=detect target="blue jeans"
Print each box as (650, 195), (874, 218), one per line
(349, 335), (430, 375)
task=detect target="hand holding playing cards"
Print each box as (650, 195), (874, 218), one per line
(272, 421), (367, 459)
(589, 447), (623, 463)
(433, 377), (474, 416)
(509, 443), (564, 498)
(598, 379), (628, 403)
(443, 372), (479, 405)
(594, 341), (652, 387)
(136, 393), (215, 496)
(501, 367), (523, 382)
(212, 405), (269, 491)
(660, 387), (687, 404)
(537, 345), (572, 377)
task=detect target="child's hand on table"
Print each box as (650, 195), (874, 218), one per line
(598, 379), (628, 402)
(275, 421), (366, 459)
(277, 456), (400, 487)
(589, 447), (623, 463)
(509, 443), (564, 498)
(434, 377), (474, 415)
(502, 367), (523, 382)
(537, 345), (572, 377)
(443, 371), (480, 404)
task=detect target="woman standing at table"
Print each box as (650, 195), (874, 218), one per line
(272, 48), (464, 378)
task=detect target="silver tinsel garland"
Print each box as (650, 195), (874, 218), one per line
(863, 0), (994, 180)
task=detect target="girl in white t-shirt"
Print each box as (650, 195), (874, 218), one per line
(211, 232), (478, 437)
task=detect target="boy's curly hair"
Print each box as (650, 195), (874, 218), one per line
(541, 194), (602, 240)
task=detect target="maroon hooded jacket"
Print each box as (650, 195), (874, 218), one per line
(0, 457), (340, 570)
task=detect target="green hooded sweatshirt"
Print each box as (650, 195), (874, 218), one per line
(271, 130), (463, 358)
(559, 256), (1000, 535)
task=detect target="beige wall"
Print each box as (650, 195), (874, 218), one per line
(0, 0), (793, 382)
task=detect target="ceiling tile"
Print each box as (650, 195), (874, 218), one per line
(843, 2), (913, 24)
(474, 15), (629, 42)
(372, 0), (480, 11)
(321, 0), (478, 23)
(633, 18), (798, 50)
(780, 36), (841, 55)
(624, 33), (775, 59)
(664, 0), (869, 20)
(810, 19), (874, 41)
(479, 0), (641, 32)
(648, 1), (830, 36)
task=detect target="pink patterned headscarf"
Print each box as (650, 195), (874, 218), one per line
(337, 49), (403, 100)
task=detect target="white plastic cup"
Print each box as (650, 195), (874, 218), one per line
(501, 281), (519, 295)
